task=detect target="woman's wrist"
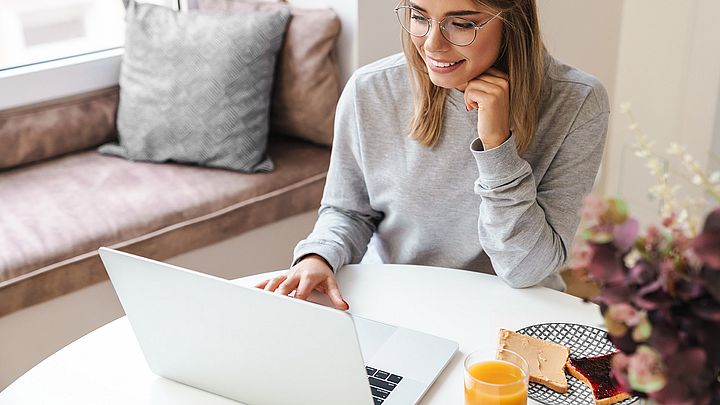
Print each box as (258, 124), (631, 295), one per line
(480, 130), (512, 150)
(296, 253), (332, 271)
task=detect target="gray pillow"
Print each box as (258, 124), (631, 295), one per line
(99, 2), (290, 172)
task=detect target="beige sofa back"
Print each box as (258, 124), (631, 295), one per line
(0, 87), (119, 170)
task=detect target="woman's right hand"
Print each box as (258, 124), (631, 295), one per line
(254, 254), (349, 311)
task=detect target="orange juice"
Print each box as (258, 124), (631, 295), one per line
(464, 360), (528, 405)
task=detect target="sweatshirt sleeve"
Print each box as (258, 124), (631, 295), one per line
(471, 108), (609, 288)
(292, 75), (383, 272)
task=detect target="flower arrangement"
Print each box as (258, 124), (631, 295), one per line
(571, 104), (720, 404)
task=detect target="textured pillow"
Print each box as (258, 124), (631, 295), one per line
(99, 2), (291, 172)
(196, 0), (341, 146)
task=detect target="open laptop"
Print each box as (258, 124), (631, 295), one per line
(98, 247), (458, 405)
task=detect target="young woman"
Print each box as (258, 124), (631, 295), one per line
(257, 0), (609, 310)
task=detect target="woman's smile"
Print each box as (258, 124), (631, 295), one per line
(426, 55), (467, 73)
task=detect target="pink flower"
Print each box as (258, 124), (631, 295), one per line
(569, 242), (593, 270)
(646, 225), (661, 246)
(662, 213), (676, 228)
(626, 346), (666, 393)
(581, 195), (609, 222)
(607, 303), (645, 327)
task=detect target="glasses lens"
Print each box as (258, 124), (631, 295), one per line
(396, 7), (429, 37)
(441, 17), (476, 46)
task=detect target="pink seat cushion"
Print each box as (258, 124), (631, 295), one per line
(0, 136), (329, 314)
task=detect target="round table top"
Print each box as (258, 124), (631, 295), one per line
(0, 263), (604, 404)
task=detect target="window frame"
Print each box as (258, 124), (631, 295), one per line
(0, 48), (123, 110)
(0, 0), (180, 111)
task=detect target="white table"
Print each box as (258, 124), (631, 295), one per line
(0, 264), (604, 404)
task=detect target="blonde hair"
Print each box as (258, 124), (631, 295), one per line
(401, 0), (547, 153)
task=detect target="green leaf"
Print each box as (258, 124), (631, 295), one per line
(632, 317), (652, 342)
(604, 311), (629, 337)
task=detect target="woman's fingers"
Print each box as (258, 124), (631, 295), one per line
(477, 74), (508, 91)
(263, 274), (287, 292)
(326, 278), (349, 311)
(256, 258), (347, 311)
(463, 69), (509, 111)
(275, 275), (300, 296)
(254, 279), (270, 289)
(269, 273), (348, 312)
(464, 78), (508, 111)
(464, 81), (495, 108)
(294, 275), (314, 301)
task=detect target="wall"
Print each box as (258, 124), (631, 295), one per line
(357, 0), (403, 66)
(538, 0), (623, 120)
(712, 80), (720, 173)
(603, 0), (720, 226)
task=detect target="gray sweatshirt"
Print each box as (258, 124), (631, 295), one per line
(293, 52), (609, 290)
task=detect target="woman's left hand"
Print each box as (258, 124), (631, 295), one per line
(463, 67), (511, 150)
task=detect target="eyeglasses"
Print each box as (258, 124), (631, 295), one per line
(394, 4), (502, 47)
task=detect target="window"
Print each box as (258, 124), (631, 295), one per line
(0, 0), (126, 71)
(0, 0), (182, 110)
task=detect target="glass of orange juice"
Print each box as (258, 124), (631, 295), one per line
(464, 348), (529, 405)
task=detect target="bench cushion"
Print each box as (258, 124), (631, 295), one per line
(0, 136), (329, 316)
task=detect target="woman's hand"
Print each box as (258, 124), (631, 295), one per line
(462, 67), (511, 150)
(254, 254), (349, 311)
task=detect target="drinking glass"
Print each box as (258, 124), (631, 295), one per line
(464, 348), (529, 405)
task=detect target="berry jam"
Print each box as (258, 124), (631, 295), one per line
(568, 353), (626, 399)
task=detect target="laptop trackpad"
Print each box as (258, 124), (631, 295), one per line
(352, 315), (397, 362)
(352, 316), (445, 384)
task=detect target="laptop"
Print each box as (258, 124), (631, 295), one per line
(98, 247), (458, 405)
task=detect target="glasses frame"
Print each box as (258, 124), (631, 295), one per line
(394, 4), (502, 47)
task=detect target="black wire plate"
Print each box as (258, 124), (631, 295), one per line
(515, 323), (638, 405)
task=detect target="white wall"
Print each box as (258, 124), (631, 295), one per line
(712, 82), (720, 173)
(603, 0), (720, 225)
(357, 0), (403, 66)
(538, 0), (623, 118)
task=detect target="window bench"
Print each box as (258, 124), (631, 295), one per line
(0, 86), (330, 317)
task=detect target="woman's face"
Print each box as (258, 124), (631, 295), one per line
(408, 0), (504, 91)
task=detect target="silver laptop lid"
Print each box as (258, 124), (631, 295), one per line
(99, 247), (374, 405)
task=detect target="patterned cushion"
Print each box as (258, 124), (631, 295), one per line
(196, 0), (341, 146)
(99, 2), (291, 172)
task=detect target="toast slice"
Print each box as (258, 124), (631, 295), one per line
(497, 329), (570, 393)
(566, 353), (631, 405)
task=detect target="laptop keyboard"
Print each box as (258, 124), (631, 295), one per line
(366, 366), (403, 404)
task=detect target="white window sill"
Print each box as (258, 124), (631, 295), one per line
(0, 48), (123, 111)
